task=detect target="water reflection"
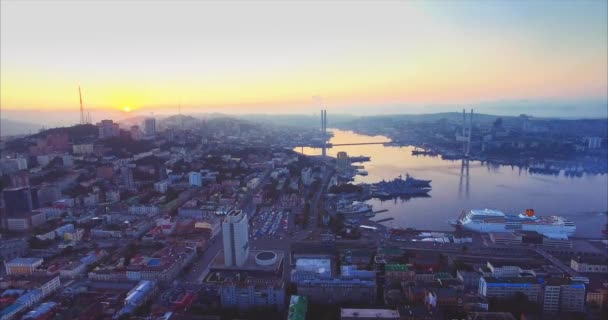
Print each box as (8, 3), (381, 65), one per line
(458, 159), (470, 200)
(295, 129), (608, 237)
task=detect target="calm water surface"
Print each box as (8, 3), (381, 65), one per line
(296, 130), (608, 237)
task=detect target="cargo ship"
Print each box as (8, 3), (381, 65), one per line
(448, 208), (575, 236)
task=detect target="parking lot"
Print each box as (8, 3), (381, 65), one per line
(250, 209), (289, 240)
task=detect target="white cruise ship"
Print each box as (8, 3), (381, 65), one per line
(448, 209), (575, 236)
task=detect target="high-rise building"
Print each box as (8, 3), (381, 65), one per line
(121, 166), (134, 190)
(222, 210), (249, 267)
(188, 172), (202, 187)
(9, 171), (30, 188)
(336, 151), (350, 173)
(130, 125), (143, 141)
(37, 184), (61, 207)
(586, 136), (602, 149)
(144, 118), (156, 137)
(2, 187), (33, 214)
(97, 120), (120, 139)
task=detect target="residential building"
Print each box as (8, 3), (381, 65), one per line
(144, 118), (156, 137)
(0, 239), (28, 260)
(131, 125), (143, 140)
(336, 151), (350, 173)
(479, 277), (542, 303)
(121, 166), (134, 190)
(2, 187), (33, 214)
(219, 277), (285, 310)
(4, 257), (43, 275)
(154, 180), (169, 194)
(586, 136), (603, 149)
(97, 119), (120, 139)
(571, 257), (608, 273)
(559, 282), (586, 313)
(72, 143), (94, 154)
(292, 259), (376, 305)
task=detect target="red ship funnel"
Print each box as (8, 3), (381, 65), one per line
(525, 209), (535, 217)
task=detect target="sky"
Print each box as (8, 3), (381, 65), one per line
(1, 0), (607, 121)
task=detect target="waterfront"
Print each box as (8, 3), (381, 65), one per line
(296, 129), (608, 237)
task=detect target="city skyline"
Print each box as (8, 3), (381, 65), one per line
(1, 1), (607, 118)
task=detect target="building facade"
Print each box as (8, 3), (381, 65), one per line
(222, 210), (249, 267)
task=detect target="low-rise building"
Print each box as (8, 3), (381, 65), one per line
(287, 295), (307, 320)
(4, 258), (43, 275)
(340, 308), (400, 320)
(571, 257), (608, 273)
(219, 277), (285, 310)
(0, 239), (28, 261)
(479, 277), (542, 303)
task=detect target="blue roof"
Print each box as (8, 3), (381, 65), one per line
(0, 302), (24, 316)
(16, 290), (42, 304)
(7, 257), (42, 265)
(24, 301), (58, 318)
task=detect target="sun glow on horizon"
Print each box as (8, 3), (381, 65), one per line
(1, 1), (606, 115)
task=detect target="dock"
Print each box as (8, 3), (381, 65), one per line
(375, 217), (394, 223)
(373, 209), (389, 214)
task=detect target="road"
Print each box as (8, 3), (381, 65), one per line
(308, 167), (333, 230)
(533, 246), (580, 277)
(182, 232), (223, 283)
(180, 168), (273, 283)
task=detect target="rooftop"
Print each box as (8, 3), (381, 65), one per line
(295, 258), (332, 277)
(287, 295), (308, 320)
(385, 264), (408, 272)
(467, 312), (516, 320)
(340, 308), (399, 319)
(210, 250), (284, 273)
(482, 276), (540, 286)
(6, 257), (43, 265)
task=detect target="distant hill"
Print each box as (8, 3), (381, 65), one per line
(0, 118), (44, 137)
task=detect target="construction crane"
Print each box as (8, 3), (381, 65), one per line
(79, 86), (85, 124)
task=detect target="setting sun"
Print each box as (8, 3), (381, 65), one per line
(123, 106), (132, 112)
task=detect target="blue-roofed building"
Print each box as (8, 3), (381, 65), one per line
(0, 302), (25, 320)
(542, 278), (586, 314)
(480, 275), (586, 313)
(114, 280), (156, 318)
(15, 289), (42, 307)
(22, 301), (57, 320)
(292, 259), (376, 305)
(479, 277), (542, 303)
